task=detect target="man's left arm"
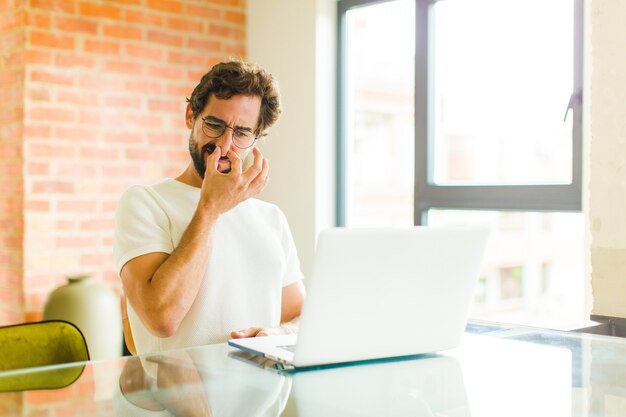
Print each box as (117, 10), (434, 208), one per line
(230, 280), (306, 338)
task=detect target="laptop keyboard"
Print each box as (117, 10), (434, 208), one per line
(278, 344), (296, 353)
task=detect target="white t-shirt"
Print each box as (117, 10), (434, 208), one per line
(113, 179), (303, 354)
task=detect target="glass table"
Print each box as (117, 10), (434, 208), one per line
(1, 320), (625, 416)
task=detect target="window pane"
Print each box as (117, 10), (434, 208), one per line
(428, 210), (585, 328)
(432, 0), (574, 185)
(344, 0), (415, 227)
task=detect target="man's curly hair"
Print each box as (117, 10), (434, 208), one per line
(186, 60), (282, 136)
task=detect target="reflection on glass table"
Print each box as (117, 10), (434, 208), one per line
(288, 355), (468, 417)
(115, 345), (291, 417)
(0, 322), (625, 417)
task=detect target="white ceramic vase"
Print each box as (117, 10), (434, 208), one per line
(43, 275), (123, 360)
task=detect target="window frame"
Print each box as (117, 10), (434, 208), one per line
(336, 0), (584, 226)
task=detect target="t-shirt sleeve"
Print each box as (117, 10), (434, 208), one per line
(277, 209), (304, 287)
(113, 185), (175, 274)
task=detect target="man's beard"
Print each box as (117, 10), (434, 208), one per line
(189, 132), (222, 179)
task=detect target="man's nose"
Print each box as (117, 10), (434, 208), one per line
(214, 128), (236, 150)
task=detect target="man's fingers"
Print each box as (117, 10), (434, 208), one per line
(229, 326), (279, 338)
(205, 145), (221, 175)
(227, 149), (243, 175)
(230, 327), (261, 338)
(261, 157), (269, 181)
(242, 147), (263, 181)
(201, 147), (268, 212)
(249, 157), (269, 192)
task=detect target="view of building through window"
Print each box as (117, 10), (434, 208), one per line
(428, 210), (584, 328)
(343, 0), (585, 328)
(432, 0), (574, 185)
(344, 0), (415, 227)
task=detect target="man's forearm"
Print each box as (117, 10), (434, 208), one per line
(137, 208), (219, 337)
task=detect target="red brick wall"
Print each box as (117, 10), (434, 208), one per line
(0, 0), (26, 325)
(0, 0), (246, 325)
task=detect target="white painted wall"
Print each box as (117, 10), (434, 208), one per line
(588, 0), (626, 318)
(247, 0), (337, 278)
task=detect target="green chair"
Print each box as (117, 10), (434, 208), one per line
(0, 320), (90, 391)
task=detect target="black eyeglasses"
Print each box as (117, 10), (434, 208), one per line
(201, 116), (258, 149)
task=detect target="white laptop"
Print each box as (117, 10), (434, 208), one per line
(228, 226), (488, 369)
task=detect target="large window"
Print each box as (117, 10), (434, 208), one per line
(338, 0), (584, 328)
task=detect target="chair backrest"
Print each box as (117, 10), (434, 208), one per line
(0, 320), (90, 391)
